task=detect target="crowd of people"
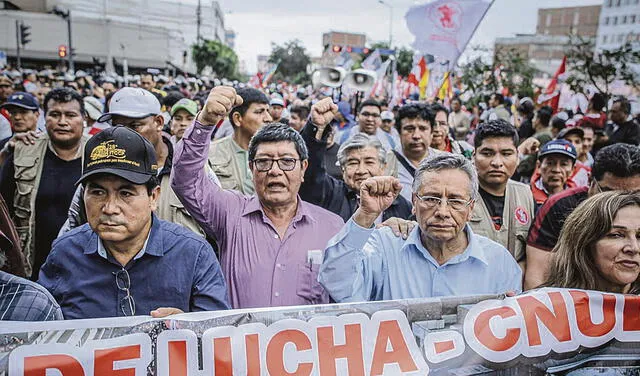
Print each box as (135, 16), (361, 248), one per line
(0, 66), (638, 322)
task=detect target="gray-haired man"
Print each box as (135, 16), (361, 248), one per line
(300, 107), (412, 223)
(319, 153), (522, 303)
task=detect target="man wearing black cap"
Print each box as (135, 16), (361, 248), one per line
(0, 92), (40, 154)
(530, 139), (578, 208)
(38, 126), (229, 319)
(557, 127), (590, 188)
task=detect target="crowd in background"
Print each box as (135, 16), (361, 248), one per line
(0, 65), (639, 321)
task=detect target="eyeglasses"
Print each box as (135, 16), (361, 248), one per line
(360, 112), (380, 119)
(415, 194), (473, 211)
(251, 158), (299, 172)
(113, 268), (135, 316)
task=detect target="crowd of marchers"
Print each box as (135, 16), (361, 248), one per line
(0, 67), (639, 322)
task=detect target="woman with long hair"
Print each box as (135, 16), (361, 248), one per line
(542, 191), (640, 294)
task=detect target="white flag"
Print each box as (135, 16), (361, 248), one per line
(362, 49), (382, 71)
(405, 0), (492, 69)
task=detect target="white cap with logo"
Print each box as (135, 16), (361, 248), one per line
(97, 87), (161, 123)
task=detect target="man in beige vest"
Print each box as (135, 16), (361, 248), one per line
(208, 87), (272, 194)
(0, 88), (87, 279)
(469, 119), (534, 269)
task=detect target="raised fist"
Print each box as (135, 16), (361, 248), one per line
(354, 176), (402, 228)
(196, 86), (244, 126)
(310, 97), (338, 129)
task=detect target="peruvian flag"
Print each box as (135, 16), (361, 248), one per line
(537, 56), (567, 113)
(407, 55), (427, 87)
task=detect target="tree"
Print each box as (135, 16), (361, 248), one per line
(566, 35), (640, 100)
(191, 39), (239, 78)
(268, 40), (311, 85)
(458, 46), (536, 102)
(396, 47), (414, 77)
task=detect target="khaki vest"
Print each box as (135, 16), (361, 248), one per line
(207, 136), (254, 194)
(13, 134), (87, 276)
(156, 172), (206, 237)
(469, 180), (535, 263)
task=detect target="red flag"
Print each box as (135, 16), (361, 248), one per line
(537, 56), (566, 113)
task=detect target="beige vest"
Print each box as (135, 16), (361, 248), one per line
(207, 136), (254, 194)
(469, 180), (534, 263)
(13, 134), (87, 276)
(156, 172), (206, 237)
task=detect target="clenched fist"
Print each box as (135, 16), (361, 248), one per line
(196, 86), (244, 126)
(354, 176), (402, 229)
(310, 97), (339, 130)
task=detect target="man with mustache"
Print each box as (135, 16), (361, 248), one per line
(468, 120), (535, 267)
(319, 153), (522, 302)
(172, 86), (344, 309)
(530, 139), (577, 208)
(0, 88), (87, 280)
(38, 126), (229, 319)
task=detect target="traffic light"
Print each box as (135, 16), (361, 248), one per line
(20, 22), (31, 45)
(345, 46), (353, 53)
(332, 45), (342, 53)
(58, 45), (67, 58)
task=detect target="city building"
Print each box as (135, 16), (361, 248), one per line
(596, 0), (640, 50)
(537, 5), (601, 37)
(321, 31), (367, 66)
(494, 5), (601, 75)
(0, 0), (229, 74)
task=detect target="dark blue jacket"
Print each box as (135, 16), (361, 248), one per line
(38, 214), (229, 319)
(300, 121), (412, 223)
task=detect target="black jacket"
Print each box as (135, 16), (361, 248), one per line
(299, 121), (412, 223)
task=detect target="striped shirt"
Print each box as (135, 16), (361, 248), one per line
(0, 270), (63, 321)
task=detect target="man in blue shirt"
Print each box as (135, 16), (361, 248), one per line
(38, 126), (229, 319)
(319, 153), (522, 302)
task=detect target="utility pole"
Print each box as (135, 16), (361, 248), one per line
(196, 0), (202, 42)
(377, 0), (393, 48)
(52, 6), (74, 72)
(15, 20), (21, 70)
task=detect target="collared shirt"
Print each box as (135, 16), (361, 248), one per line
(171, 121), (345, 309)
(0, 270), (63, 321)
(319, 219), (522, 303)
(38, 215), (229, 319)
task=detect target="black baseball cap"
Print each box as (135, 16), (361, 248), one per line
(77, 126), (158, 185)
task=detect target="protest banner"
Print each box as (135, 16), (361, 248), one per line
(2, 288), (640, 375)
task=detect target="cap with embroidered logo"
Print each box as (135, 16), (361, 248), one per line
(538, 139), (577, 161)
(77, 126), (158, 185)
(0, 92), (38, 111)
(97, 87), (161, 123)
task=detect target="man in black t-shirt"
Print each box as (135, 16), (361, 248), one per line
(469, 119), (535, 264)
(524, 144), (640, 290)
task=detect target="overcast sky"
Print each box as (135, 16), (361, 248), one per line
(217, 0), (602, 73)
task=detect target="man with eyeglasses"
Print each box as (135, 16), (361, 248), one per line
(38, 126), (229, 319)
(172, 86), (344, 309)
(319, 153), (522, 302)
(525, 144), (640, 290)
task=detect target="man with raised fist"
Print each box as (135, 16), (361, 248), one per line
(171, 86), (343, 309)
(319, 153), (522, 303)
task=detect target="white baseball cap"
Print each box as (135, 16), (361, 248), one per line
(381, 110), (394, 121)
(98, 87), (161, 123)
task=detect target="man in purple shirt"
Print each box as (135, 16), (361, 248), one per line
(172, 87), (344, 309)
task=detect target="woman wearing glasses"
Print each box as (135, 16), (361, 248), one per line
(319, 153), (522, 303)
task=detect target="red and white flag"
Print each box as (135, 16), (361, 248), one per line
(537, 56), (567, 113)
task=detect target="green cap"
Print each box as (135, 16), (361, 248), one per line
(170, 98), (198, 116)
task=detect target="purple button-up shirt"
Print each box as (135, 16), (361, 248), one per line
(172, 121), (344, 309)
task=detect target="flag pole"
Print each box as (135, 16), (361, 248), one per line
(454, 0), (495, 69)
